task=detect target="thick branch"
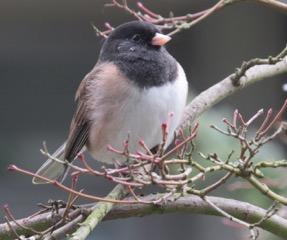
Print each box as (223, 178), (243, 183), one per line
(179, 55), (287, 130)
(1, 195), (287, 239)
(67, 184), (127, 240)
(107, 195), (287, 238)
(255, 0), (287, 12)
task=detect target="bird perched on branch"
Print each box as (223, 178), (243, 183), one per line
(33, 21), (188, 184)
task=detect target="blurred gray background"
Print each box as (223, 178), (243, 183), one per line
(0, 0), (287, 239)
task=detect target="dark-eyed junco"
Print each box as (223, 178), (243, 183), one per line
(33, 21), (188, 184)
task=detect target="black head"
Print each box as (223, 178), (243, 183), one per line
(99, 21), (178, 88)
(99, 21), (170, 59)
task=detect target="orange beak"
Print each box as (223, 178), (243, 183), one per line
(151, 33), (171, 46)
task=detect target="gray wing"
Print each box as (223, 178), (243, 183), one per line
(64, 101), (90, 161)
(64, 63), (104, 161)
(63, 70), (91, 162)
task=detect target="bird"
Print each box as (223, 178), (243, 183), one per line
(32, 21), (188, 184)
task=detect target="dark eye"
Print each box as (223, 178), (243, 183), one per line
(132, 34), (141, 42)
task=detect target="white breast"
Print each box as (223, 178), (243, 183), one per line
(88, 63), (188, 164)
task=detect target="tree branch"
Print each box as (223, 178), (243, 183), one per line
(67, 184), (127, 240)
(1, 195), (287, 239)
(178, 49), (287, 130)
(255, 0), (287, 13)
(109, 195), (287, 238)
(97, 0), (287, 37)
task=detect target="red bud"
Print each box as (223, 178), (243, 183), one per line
(7, 164), (17, 171)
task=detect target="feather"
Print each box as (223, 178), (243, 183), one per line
(32, 143), (67, 184)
